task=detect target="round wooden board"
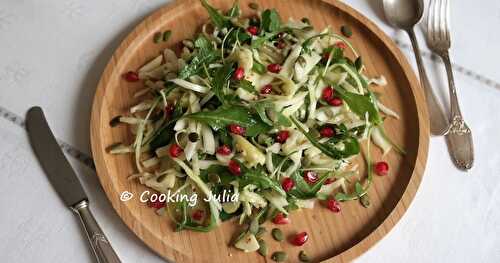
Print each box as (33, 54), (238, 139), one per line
(90, 0), (429, 262)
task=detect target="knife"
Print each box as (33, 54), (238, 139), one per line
(25, 106), (121, 263)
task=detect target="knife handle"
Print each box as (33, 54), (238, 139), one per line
(72, 200), (121, 263)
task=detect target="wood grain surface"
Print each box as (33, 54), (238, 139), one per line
(90, 0), (429, 262)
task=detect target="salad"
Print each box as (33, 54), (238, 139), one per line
(109, 0), (403, 256)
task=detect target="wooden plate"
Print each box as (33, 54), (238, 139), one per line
(90, 0), (429, 262)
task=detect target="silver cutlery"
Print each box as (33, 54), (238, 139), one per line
(383, 0), (450, 136)
(26, 107), (121, 263)
(427, 0), (474, 170)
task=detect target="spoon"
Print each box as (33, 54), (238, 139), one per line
(383, 0), (449, 136)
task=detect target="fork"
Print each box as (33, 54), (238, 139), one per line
(427, 0), (474, 170)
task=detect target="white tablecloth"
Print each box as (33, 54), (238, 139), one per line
(1, 0), (499, 262)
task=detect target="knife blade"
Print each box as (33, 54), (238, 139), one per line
(25, 106), (87, 207)
(25, 106), (121, 263)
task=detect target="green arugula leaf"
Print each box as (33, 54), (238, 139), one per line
(227, 0), (240, 17)
(333, 87), (382, 124)
(200, 0), (230, 29)
(212, 62), (235, 104)
(178, 35), (219, 79)
(251, 32), (277, 48)
(291, 118), (360, 160)
(148, 104), (184, 150)
(238, 79), (258, 95)
(261, 9), (281, 32)
(185, 105), (271, 137)
(288, 171), (330, 199)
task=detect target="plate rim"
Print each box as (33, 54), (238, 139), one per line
(90, 0), (429, 262)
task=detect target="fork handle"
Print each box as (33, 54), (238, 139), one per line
(406, 28), (449, 135)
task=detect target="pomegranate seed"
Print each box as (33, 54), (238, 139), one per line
(320, 126), (335, 138)
(324, 178), (335, 185)
(216, 145), (232, 155)
(281, 177), (294, 192)
(260, 84), (273, 95)
(233, 67), (245, 80)
(374, 161), (389, 176)
(275, 130), (290, 143)
(148, 199), (165, 209)
(123, 71), (139, 82)
(275, 40), (286, 49)
(192, 209), (204, 221)
(267, 63), (282, 73)
(291, 232), (309, 246)
(303, 171), (318, 184)
(328, 97), (343, 106)
(164, 104), (175, 118)
(326, 199), (341, 213)
(247, 26), (259, 36)
(228, 160), (242, 176)
(169, 143), (183, 158)
(322, 52), (331, 61)
(228, 124), (246, 135)
(322, 86), (334, 101)
(273, 212), (290, 224)
(335, 42), (347, 49)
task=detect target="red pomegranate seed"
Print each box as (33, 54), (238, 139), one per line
(291, 232), (309, 246)
(281, 177), (294, 192)
(267, 63), (282, 73)
(275, 130), (290, 143)
(164, 104), (175, 118)
(228, 160), (242, 176)
(335, 42), (347, 49)
(326, 199), (341, 213)
(374, 161), (389, 176)
(322, 86), (334, 101)
(192, 209), (204, 221)
(275, 40), (286, 49)
(169, 143), (183, 158)
(322, 52), (331, 61)
(233, 67), (245, 80)
(228, 124), (246, 135)
(216, 145), (232, 155)
(123, 71), (139, 82)
(148, 199), (165, 209)
(303, 171), (318, 184)
(328, 97), (343, 106)
(260, 84), (273, 95)
(247, 26), (259, 36)
(273, 212), (290, 224)
(320, 126), (335, 138)
(324, 178), (335, 185)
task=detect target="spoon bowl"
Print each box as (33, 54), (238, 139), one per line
(383, 0), (424, 29)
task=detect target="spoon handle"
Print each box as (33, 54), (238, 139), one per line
(406, 28), (449, 135)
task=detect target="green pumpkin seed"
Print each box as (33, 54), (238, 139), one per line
(249, 2), (259, 10)
(109, 115), (122, 127)
(354, 57), (363, 71)
(257, 239), (268, 256)
(271, 228), (284, 241)
(188, 132), (199, 142)
(162, 30), (172, 42)
(153, 32), (162, 43)
(301, 17), (311, 25)
(272, 251), (288, 262)
(299, 250), (310, 262)
(360, 194), (371, 208)
(255, 226), (267, 239)
(341, 25), (352, 37)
